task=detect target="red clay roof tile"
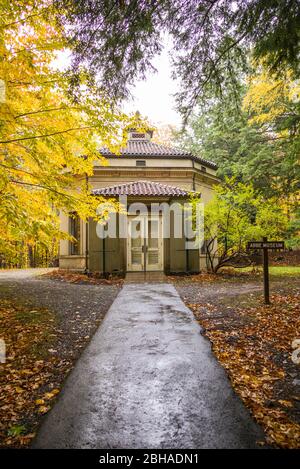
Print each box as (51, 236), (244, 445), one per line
(99, 139), (217, 170)
(93, 180), (190, 197)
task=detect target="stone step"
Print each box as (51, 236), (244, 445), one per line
(125, 272), (167, 283)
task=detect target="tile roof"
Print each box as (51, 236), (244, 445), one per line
(99, 139), (217, 169)
(93, 180), (190, 197)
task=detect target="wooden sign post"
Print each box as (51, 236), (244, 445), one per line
(247, 237), (285, 304)
(262, 237), (270, 304)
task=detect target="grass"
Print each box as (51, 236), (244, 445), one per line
(220, 265), (300, 276)
(250, 265), (300, 276)
(269, 266), (300, 276)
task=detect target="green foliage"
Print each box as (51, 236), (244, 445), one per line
(202, 178), (288, 272)
(176, 76), (299, 214)
(7, 425), (26, 437)
(56, 1), (300, 119)
(286, 208), (300, 249)
(176, 93), (273, 191)
(180, 68), (300, 262)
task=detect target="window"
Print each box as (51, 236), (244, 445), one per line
(136, 160), (146, 167)
(69, 213), (80, 255)
(201, 165), (207, 172)
(132, 132), (145, 139)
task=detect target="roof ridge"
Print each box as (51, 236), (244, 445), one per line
(100, 139), (190, 153)
(93, 179), (186, 190)
(145, 139), (189, 150)
(136, 180), (188, 190)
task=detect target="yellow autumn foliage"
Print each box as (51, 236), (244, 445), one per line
(0, 1), (133, 262)
(243, 69), (300, 127)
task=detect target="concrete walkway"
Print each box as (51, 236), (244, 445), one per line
(33, 283), (264, 449)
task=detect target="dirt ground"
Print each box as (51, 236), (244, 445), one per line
(174, 272), (300, 448)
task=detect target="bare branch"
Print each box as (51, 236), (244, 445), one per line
(0, 126), (95, 144)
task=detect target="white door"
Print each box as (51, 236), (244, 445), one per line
(127, 216), (145, 271)
(127, 215), (163, 271)
(145, 216), (163, 271)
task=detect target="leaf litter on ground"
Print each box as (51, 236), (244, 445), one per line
(189, 291), (300, 448)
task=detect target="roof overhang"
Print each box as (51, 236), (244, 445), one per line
(92, 180), (199, 198)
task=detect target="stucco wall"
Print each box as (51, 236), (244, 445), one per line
(95, 157), (216, 176)
(59, 255), (86, 270)
(95, 157), (194, 168)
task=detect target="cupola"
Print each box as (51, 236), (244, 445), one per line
(127, 110), (154, 141)
(128, 129), (154, 141)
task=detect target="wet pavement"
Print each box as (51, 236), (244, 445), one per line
(32, 283), (264, 448)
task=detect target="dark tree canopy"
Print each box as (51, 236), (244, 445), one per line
(58, 0), (300, 118)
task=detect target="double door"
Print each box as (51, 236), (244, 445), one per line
(127, 215), (163, 271)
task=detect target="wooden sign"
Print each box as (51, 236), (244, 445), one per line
(247, 237), (285, 304)
(247, 241), (285, 250)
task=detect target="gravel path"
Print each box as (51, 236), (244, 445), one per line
(0, 268), (55, 280)
(0, 269), (121, 363)
(174, 276), (300, 307)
